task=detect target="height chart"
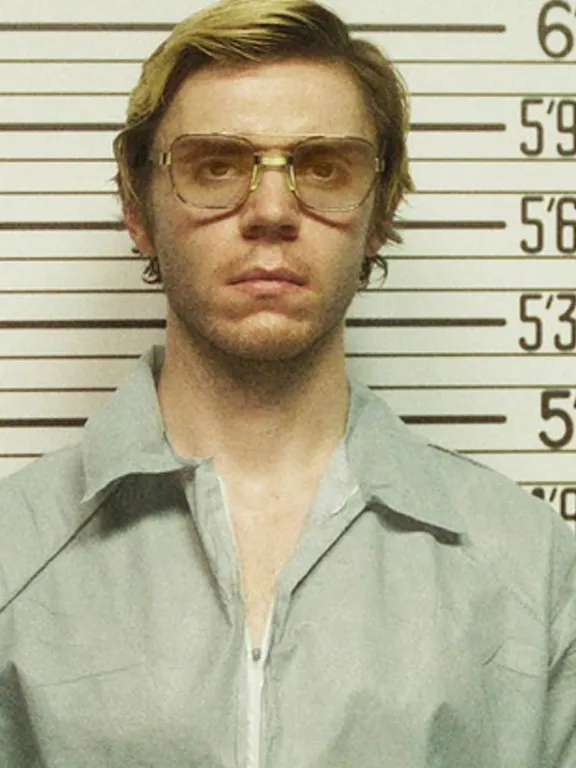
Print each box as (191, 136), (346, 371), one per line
(0, 0), (574, 531)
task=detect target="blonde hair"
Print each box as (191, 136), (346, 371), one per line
(113, 0), (414, 285)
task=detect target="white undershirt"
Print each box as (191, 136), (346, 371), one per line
(245, 609), (274, 768)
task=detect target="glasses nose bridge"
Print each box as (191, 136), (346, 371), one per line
(249, 148), (295, 195)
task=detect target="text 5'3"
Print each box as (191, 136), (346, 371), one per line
(519, 292), (576, 351)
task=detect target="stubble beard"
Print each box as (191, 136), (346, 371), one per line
(156, 220), (367, 393)
(164, 274), (358, 396)
(172, 294), (347, 379)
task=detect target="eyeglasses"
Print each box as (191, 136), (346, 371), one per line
(149, 133), (383, 212)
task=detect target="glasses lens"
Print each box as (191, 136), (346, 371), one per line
(293, 138), (378, 211)
(170, 135), (253, 208)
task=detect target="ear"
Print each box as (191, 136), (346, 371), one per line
(123, 200), (154, 254)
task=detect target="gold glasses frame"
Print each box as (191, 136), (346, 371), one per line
(149, 133), (384, 212)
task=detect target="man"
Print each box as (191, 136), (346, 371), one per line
(1, 0), (575, 766)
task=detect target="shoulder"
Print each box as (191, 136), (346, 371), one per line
(351, 380), (559, 543)
(425, 441), (576, 615)
(0, 444), (87, 606)
(351, 380), (576, 612)
(427, 439), (558, 538)
(0, 443), (85, 519)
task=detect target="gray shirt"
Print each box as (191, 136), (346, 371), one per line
(1, 346), (575, 767)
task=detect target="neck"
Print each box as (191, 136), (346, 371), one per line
(157, 317), (349, 480)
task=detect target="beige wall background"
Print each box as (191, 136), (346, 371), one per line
(1, 0), (574, 531)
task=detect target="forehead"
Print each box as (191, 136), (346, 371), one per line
(156, 58), (375, 145)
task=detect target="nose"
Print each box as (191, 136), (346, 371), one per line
(238, 159), (300, 240)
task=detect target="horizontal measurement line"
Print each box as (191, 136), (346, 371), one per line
(0, 418), (85, 428)
(3, 353), (568, 362)
(371, 288), (576, 293)
(389, 254), (575, 259)
(0, 92), (129, 97)
(353, 24), (506, 33)
(0, 219), (498, 232)
(2, 191), (574, 200)
(519, 481), (576, 486)
(0, 191), (115, 196)
(8, 289), (573, 297)
(347, 352), (572, 358)
(6, 159), (569, 167)
(1, 59), (142, 65)
(1, 290), (159, 295)
(0, 355), (139, 360)
(0, 318), (511, 330)
(11, 90), (573, 100)
(412, 92), (576, 97)
(414, 191), (576, 196)
(465, 449), (576, 454)
(0, 122), (505, 133)
(388, 254), (576, 259)
(5, 58), (536, 66)
(0, 22), (506, 33)
(0, 222), (124, 231)
(0, 388), (113, 393)
(411, 123), (506, 132)
(346, 317), (506, 328)
(0, 257), (139, 262)
(0, 159), (110, 164)
(5, 155), (576, 166)
(397, 59), (571, 64)
(0, 23), (175, 32)
(413, 158), (573, 163)
(398, 220), (506, 230)
(0, 123), (123, 131)
(0, 320), (165, 330)
(401, 415), (506, 425)
(0, 453), (41, 458)
(373, 385), (576, 391)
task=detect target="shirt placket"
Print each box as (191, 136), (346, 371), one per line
(259, 482), (368, 768)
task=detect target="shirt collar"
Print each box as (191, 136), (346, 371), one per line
(345, 378), (467, 535)
(81, 346), (185, 502)
(82, 347), (466, 534)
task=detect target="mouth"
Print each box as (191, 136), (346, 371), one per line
(227, 267), (309, 297)
(228, 267), (307, 287)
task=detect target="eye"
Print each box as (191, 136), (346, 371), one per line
(191, 154), (249, 185)
(310, 161), (337, 179)
(203, 158), (236, 178)
(298, 153), (348, 187)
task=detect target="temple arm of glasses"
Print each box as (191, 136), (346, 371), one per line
(148, 150), (172, 166)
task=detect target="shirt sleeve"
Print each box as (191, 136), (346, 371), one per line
(0, 663), (43, 768)
(542, 526), (576, 768)
(0, 488), (44, 767)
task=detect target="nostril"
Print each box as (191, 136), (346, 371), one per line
(243, 221), (299, 242)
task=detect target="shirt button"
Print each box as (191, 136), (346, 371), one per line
(252, 647), (262, 662)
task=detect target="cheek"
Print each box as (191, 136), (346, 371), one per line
(330, 216), (373, 271)
(152, 191), (238, 253)
(150, 198), (188, 246)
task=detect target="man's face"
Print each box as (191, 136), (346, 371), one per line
(126, 58), (381, 362)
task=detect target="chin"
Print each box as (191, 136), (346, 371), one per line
(210, 318), (337, 363)
(218, 333), (317, 363)
(177, 309), (342, 364)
